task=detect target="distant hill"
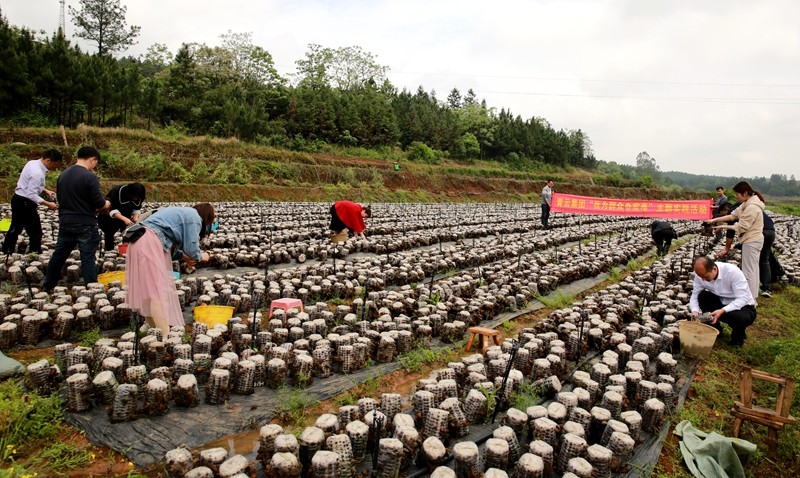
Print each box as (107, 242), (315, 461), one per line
(662, 170), (800, 197)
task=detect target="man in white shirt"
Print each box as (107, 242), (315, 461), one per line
(690, 256), (757, 347)
(2, 149), (63, 256)
(541, 179), (553, 229)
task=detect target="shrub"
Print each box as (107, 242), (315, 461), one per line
(407, 141), (442, 164)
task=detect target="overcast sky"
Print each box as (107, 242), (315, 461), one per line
(4, 0), (800, 179)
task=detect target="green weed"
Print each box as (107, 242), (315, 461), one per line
(28, 439), (92, 471)
(535, 291), (575, 309)
(0, 380), (64, 462)
(398, 346), (445, 373)
(511, 380), (541, 411)
(273, 387), (318, 429)
(499, 321), (516, 335)
(77, 326), (101, 347)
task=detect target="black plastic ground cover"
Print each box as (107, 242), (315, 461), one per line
(62, 266), (629, 468)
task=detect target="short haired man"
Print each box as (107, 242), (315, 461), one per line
(541, 179), (554, 229)
(43, 146), (111, 290)
(2, 149), (63, 256)
(711, 186), (728, 218)
(690, 256), (756, 347)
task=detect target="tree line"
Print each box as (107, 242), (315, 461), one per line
(0, 9), (596, 170)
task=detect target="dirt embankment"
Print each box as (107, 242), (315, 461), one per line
(0, 126), (708, 204)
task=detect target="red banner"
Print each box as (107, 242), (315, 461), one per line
(550, 193), (712, 220)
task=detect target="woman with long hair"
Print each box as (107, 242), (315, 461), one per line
(126, 203), (217, 335)
(708, 181), (764, 300)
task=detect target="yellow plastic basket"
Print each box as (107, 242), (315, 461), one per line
(193, 305), (235, 327)
(98, 270), (126, 289)
(0, 217), (11, 233)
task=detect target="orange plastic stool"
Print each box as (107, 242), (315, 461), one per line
(269, 298), (304, 320)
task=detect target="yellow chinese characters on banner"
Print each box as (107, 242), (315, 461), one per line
(550, 193), (712, 220)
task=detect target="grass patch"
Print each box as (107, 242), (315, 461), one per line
(659, 285), (800, 477)
(273, 386), (318, 430)
(0, 379), (82, 474)
(499, 321), (516, 335)
(397, 342), (460, 373)
(511, 379), (542, 412)
(535, 291), (575, 309)
(76, 326), (102, 347)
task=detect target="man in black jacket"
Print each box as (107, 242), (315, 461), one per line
(650, 220), (678, 256)
(43, 146), (110, 290)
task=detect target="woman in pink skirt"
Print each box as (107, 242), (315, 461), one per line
(126, 203), (216, 335)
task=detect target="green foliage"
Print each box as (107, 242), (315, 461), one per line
(397, 346), (446, 373)
(77, 326), (101, 347)
(512, 380), (542, 411)
(0, 380), (65, 461)
(27, 439), (93, 471)
(499, 321), (516, 335)
(69, 0), (141, 56)
(273, 386), (318, 428)
(536, 291), (575, 309)
(209, 157), (251, 184)
(0, 147), (26, 179)
(407, 141), (442, 164)
(477, 384), (497, 424)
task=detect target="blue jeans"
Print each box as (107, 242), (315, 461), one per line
(43, 224), (100, 289)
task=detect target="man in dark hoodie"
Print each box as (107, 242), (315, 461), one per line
(650, 220), (678, 256)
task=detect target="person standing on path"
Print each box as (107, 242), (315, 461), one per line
(2, 149), (63, 256)
(758, 211), (775, 297)
(43, 146), (110, 290)
(707, 181), (764, 301)
(541, 179), (553, 229)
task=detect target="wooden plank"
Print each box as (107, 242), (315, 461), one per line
(740, 368), (753, 407)
(780, 378), (796, 418)
(732, 403), (796, 424)
(468, 326), (498, 335)
(751, 369), (786, 383)
(730, 410), (789, 429)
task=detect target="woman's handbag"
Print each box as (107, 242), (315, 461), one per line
(122, 223), (146, 243)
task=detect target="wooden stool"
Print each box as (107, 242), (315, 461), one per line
(465, 326), (501, 353)
(730, 366), (796, 458)
(269, 298), (304, 320)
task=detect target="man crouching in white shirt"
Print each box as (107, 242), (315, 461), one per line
(690, 256), (757, 347)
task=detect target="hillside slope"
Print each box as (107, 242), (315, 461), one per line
(1, 126), (706, 203)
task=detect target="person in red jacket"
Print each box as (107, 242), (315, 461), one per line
(330, 201), (371, 239)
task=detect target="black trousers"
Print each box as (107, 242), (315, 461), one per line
(759, 229), (775, 290)
(2, 194), (43, 254)
(697, 290), (756, 344)
(98, 214), (125, 250)
(652, 230), (674, 256)
(329, 205), (346, 233)
(541, 203), (551, 228)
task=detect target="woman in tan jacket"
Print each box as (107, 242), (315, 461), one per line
(708, 181), (765, 300)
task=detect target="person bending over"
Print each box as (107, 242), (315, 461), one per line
(690, 256), (756, 347)
(98, 182), (146, 251)
(649, 220), (677, 256)
(329, 201), (371, 239)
